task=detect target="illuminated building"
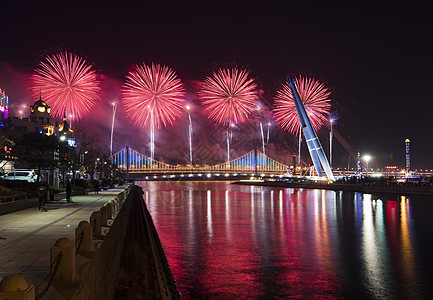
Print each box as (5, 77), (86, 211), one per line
(385, 165), (398, 177)
(3, 94), (72, 139)
(29, 94), (55, 135)
(1, 94), (74, 175)
(0, 88), (9, 123)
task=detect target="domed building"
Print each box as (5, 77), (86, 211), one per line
(0, 94), (74, 180)
(4, 94), (71, 138)
(29, 94), (55, 135)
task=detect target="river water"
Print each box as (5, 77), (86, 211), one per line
(138, 181), (433, 299)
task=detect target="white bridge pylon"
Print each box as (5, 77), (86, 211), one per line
(111, 147), (290, 174)
(286, 73), (335, 181)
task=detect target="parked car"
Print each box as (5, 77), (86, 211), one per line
(1, 170), (37, 182)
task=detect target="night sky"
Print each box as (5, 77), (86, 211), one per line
(1, 2), (432, 169)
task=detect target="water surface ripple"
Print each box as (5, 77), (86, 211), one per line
(138, 181), (433, 299)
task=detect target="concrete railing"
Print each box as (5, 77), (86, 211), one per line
(72, 184), (180, 299)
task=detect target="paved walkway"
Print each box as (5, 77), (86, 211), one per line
(0, 187), (126, 290)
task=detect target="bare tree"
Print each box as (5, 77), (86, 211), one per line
(67, 123), (100, 180)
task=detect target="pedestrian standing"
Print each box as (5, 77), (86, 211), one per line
(38, 184), (47, 211)
(94, 180), (100, 194)
(66, 180), (72, 202)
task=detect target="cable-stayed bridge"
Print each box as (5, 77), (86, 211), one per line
(111, 147), (289, 175)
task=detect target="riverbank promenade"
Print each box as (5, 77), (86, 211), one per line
(0, 187), (126, 298)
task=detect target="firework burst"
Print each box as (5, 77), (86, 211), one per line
(122, 63), (186, 129)
(273, 76), (331, 135)
(198, 68), (258, 125)
(30, 51), (101, 119)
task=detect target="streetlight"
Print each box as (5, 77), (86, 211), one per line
(266, 122), (271, 143)
(94, 158), (100, 179)
(110, 101), (118, 156)
(185, 104), (193, 164)
(227, 122), (236, 162)
(259, 122), (265, 155)
(150, 110), (155, 161)
(297, 127), (302, 165)
(363, 155), (371, 177)
(329, 118), (334, 169)
(255, 105), (266, 155)
(327, 111), (339, 169)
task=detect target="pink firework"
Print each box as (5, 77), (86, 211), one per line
(273, 76), (331, 135)
(122, 63), (186, 128)
(30, 51), (101, 119)
(198, 68), (258, 125)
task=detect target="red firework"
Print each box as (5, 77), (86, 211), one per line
(198, 68), (258, 125)
(273, 76), (331, 135)
(122, 63), (186, 128)
(30, 51), (101, 119)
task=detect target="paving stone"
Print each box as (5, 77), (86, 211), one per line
(0, 187), (125, 290)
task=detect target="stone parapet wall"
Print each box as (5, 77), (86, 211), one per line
(72, 184), (180, 299)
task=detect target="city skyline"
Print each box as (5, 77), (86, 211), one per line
(1, 2), (431, 168)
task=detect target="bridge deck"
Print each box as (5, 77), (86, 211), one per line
(112, 147), (290, 174)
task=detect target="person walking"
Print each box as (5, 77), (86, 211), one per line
(66, 180), (72, 202)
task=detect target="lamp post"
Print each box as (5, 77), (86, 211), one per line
(81, 150), (88, 177)
(94, 158), (100, 179)
(260, 122), (265, 155)
(297, 127), (302, 165)
(266, 122), (271, 143)
(327, 112), (338, 169)
(255, 105), (266, 155)
(363, 155), (371, 177)
(68, 114), (74, 128)
(150, 111), (155, 161)
(186, 104), (193, 164)
(329, 118), (334, 169)
(110, 102), (118, 156)
(227, 122), (235, 163)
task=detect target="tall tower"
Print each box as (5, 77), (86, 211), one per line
(405, 139), (410, 175)
(357, 152), (361, 175)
